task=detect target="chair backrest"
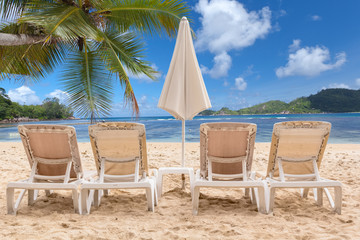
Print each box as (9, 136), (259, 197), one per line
(266, 121), (331, 178)
(88, 122), (148, 176)
(200, 122), (257, 178)
(18, 124), (83, 179)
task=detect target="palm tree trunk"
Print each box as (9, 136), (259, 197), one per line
(0, 33), (46, 46)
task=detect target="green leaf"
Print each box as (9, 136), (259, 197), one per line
(0, 23), (66, 82)
(97, 30), (158, 115)
(93, 0), (189, 37)
(0, 0), (29, 21)
(61, 42), (113, 122)
(21, 1), (99, 42)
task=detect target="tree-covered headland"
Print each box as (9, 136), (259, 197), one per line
(0, 89), (73, 121)
(200, 89), (360, 115)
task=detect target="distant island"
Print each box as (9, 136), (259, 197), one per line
(0, 90), (74, 123)
(200, 88), (360, 115)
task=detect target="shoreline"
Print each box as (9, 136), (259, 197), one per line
(0, 117), (79, 124)
(2, 111), (360, 124)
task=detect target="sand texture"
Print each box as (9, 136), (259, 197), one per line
(0, 142), (359, 239)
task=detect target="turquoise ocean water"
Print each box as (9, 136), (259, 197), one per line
(0, 113), (359, 143)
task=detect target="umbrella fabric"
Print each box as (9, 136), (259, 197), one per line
(158, 17), (211, 120)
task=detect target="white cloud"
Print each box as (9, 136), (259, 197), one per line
(276, 41), (346, 78)
(45, 89), (69, 103)
(128, 64), (161, 83)
(208, 52), (232, 78)
(328, 83), (350, 89)
(312, 15), (322, 21)
(355, 78), (360, 87)
(139, 95), (147, 104)
(289, 39), (301, 52)
(8, 86), (41, 105)
(276, 9), (287, 18)
(235, 77), (247, 91)
(195, 0), (272, 78)
(242, 65), (254, 77)
(200, 64), (209, 75)
(137, 95), (152, 110)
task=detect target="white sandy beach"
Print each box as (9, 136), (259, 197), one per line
(0, 142), (359, 239)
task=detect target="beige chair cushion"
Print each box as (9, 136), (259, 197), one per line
(89, 122), (148, 176)
(267, 121), (331, 177)
(200, 122), (257, 178)
(18, 125), (82, 178)
(95, 130), (139, 175)
(208, 130), (249, 175)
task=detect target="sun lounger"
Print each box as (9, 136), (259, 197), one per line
(7, 125), (84, 215)
(192, 122), (268, 215)
(266, 121), (342, 214)
(81, 122), (157, 214)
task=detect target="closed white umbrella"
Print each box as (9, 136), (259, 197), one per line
(158, 17), (211, 190)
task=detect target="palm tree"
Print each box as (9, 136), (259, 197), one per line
(0, 0), (189, 122)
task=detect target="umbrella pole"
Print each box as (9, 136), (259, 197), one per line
(182, 120), (185, 167)
(181, 120), (185, 189)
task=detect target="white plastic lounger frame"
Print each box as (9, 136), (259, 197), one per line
(192, 123), (268, 215)
(81, 122), (157, 214)
(7, 125), (83, 215)
(266, 121), (342, 214)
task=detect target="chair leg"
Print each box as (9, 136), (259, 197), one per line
(7, 187), (15, 215)
(80, 189), (89, 215)
(103, 190), (109, 196)
(28, 190), (35, 205)
(188, 168), (194, 197)
(313, 188), (317, 201)
(145, 183), (155, 212)
(257, 186), (267, 214)
(334, 186), (342, 214)
(15, 189), (27, 213)
(94, 190), (100, 207)
(268, 187), (276, 214)
(301, 188), (310, 198)
(192, 186), (200, 215)
(151, 177), (158, 206)
(72, 189), (80, 214)
(316, 188), (323, 206)
(253, 188), (260, 210)
(250, 188), (256, 204)
(156, 171), (164, 199)
(154, 186), (158, 207)
(245, 188), (250, 198)
(34, 190), (39, 201)
(263, 181), (270, 213)
(324, 187), (334, 208)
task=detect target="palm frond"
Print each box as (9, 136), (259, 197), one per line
(97, 30), (158, 115)
(0, 0), (29, 21)
(61, 42), (113, 122)
(0, 23), (66, 82)
(21, 1), (99, 42)
(92, 0), (189, 37)
(0, 43), (66, 81)
(99, 31), (157, 78)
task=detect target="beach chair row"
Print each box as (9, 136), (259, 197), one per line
(6, 121), (342, 215)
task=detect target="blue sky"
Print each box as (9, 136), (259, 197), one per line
(2, 0), (360, 117)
